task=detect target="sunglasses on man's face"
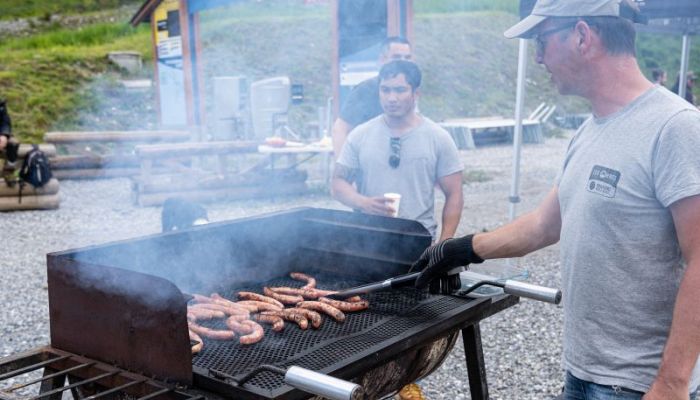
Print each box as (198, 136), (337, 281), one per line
(534, 23), (576, 55)
(389, 137), (401, 169)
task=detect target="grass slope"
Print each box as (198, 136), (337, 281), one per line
(0, 21), (151, 142)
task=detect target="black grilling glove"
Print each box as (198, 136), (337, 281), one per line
(413, 234), (484, 289)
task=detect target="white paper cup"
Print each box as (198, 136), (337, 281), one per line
(384, 192), (401, 217)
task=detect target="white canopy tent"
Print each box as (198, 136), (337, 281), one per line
(508, 0), (700, 220)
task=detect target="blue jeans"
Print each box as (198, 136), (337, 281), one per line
(563, 371), (698, 400)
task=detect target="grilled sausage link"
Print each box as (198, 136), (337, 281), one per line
(188, 322), (236, 340)
(319, 297), (369, 312)
(290, 272), (316, 289)
(225, 316), (254, 335)
(187, 308), (226, 322)
(191, 293), (215, 304)
(209, 293), (255, 312)
(287, 307), (322, 329)
(263, 287), (304, 305)
(253, 313), (285, 332)
(268, 286), (362, 302)
(189, 330), (204, 354)
(262, 310), (309, 330)
(190, 302), (250, 317)
(237, 291), (285, 309)
(236, 300), (283, 313)
(296, 301), (345, 322)
(238, 320), (265, 345)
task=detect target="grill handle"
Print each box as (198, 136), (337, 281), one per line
(503, 280), (562, 304)
(285, 366), (364, 400)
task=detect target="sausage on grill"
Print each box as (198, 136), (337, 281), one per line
(189, 330), (204, 354)
(188, 322), (236, 340)
(319, 297), (370, 312)
(296, 301), (345, 322)
(238, 320), (265, 345)
(290, 272), (316, 289)
(190, 302), (250, 317)
(236, 300), (284, 313)
(209, 293), (255, 312)
(268, 287), (362, 302)
(253, 313), (285, 332)
(262, 310), (309, 330)
(187, 308), (226, 322)
(237, 291), (285, 309)
(225, 316), (254, 335)
(287, 307), (322, 329)
(263, 287), (304, 305)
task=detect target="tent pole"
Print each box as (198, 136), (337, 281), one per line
(509, 38), (529, 222)
(679, 34), (691, 99)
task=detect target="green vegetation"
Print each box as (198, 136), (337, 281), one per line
(0, 0), (141, 20)
(0, 21), (151, 142)
(415, 0), (518, 14)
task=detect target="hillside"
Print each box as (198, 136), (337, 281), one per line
(1, 1), (699, 143)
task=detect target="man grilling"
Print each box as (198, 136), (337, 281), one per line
(412, 1), (700, 399)
(332, 60), (464, 243)
(0, 98), (20, 185)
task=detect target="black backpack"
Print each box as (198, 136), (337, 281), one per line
(18, 145), (52, 203)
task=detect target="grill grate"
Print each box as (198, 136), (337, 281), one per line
(190, 276), (470, 393)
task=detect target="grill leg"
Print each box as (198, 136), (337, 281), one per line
(462, 323), (489, 400)
(39, 367), (66, 400)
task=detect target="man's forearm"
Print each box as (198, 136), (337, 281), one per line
(652, 260), (700, 392)
(331, 177), (366, 210)
(472, 187), (561, 259)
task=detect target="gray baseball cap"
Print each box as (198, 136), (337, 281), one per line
(504, 0), (636, 39)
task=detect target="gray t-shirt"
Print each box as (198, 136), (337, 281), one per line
(557, 86), (700, 392)
(337, 115), (463, 238)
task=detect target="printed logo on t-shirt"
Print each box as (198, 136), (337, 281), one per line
(586, 165), (620, 198)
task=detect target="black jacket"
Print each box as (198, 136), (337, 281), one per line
(0, 100), (11, 137)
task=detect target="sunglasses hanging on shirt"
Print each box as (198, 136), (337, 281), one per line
(389, 137), (401, 169)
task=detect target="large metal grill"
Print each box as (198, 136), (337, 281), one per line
(37, 207), (517, 400)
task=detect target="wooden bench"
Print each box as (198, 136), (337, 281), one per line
(131, 140), (311, 207)
(44, 130), (191, 179)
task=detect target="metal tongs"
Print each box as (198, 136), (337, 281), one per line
(328, 268), (562, 305)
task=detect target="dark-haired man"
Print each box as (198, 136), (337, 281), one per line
(332, 60), (463, 242)
(412, 1), (700, 399)
(331, 36), (413, 157)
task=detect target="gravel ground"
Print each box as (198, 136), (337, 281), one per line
(0, 133), (571, 399)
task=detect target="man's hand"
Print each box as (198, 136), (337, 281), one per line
(360, 196), (394, 216)
(0, 135), (7, 151)
(413, 234), (484, 289)
(643, 378), (689, 400)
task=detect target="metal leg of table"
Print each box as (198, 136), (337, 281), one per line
(462, 323), (489, 400)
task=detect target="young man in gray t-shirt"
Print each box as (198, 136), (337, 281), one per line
(332, 60), (463, 242)
(411, 1), (700, 399)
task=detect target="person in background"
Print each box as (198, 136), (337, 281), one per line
(332, 60), (463, 243)
(161, 197), (209, 232)
(0, 99), (20, 185)
(331, 36), (413, 157)
(671, 71), (696, 105)
(652, 68), (667, 87)
(412, 1), (700, 399)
